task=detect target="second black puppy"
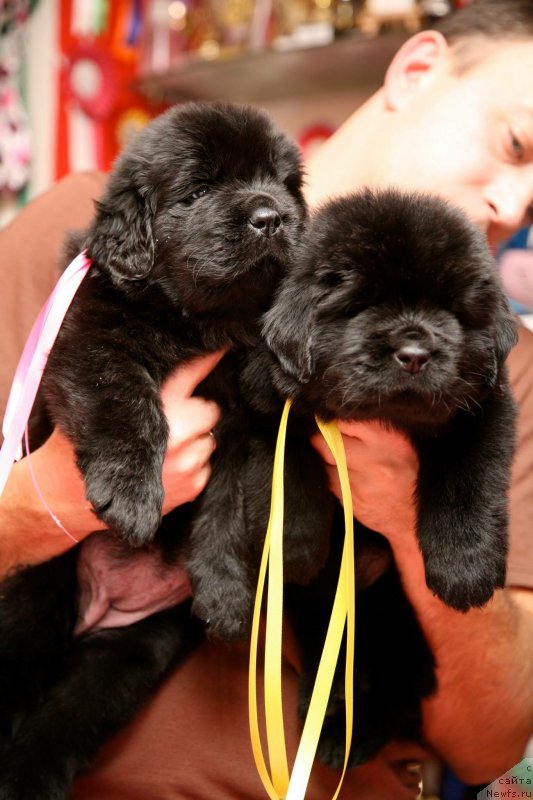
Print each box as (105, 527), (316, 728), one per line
(239, 188), (517, 768)
(254, 188), (517, 612)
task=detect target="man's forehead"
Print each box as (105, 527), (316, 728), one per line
(447, 35), (524, 75)
(469, 38), (533, 77)
(457, 42), (533, 113)
(519, 105), (533, 125)
(502, 107), (533, 154)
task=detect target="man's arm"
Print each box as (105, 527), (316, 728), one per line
(0, 353), (223, 578)
(0, 429), (105, 576)
(313, 385), (533, 783)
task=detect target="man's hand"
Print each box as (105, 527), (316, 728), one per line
(160, 350), (223, 512)
(0, 351), (225, 575)
(312, 419), (533, 780)
(311, 419), (419, 543)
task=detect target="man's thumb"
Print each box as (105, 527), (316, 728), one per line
(162, 349), (229, 397)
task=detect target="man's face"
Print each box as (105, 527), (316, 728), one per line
(382, 40), (533, 249)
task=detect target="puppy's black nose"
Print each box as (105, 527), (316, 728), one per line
(394, 344), (431, 374)
(249, 207), (281, 237)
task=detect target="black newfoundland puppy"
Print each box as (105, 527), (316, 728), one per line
(0, 185), (516, 795)
(39, 100), (306, 548)
(31, 99), (309, 641)
(0, 101), (308, 799)
(240, 188), (517, 766)
(248, 189), (517, 612)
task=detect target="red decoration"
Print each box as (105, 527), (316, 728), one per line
(63, 44), (119, 120)
(298, 124), (335, 158)
(56, 0), (167, 179)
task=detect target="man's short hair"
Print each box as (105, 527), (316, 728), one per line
(438, 0), (533, 44)
(437, 0), (533, 73)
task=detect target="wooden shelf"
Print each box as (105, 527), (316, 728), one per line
(137, 31), (407, 104)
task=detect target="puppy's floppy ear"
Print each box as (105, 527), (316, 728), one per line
(494, 294), (518, 365)
(86, 185), (155, 281)
(263, 275), (315, 383)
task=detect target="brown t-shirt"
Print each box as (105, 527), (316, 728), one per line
(1, 173), (532, 799)
(506, 323), (533, 589)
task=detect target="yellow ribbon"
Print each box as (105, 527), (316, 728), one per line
(249, 399), (355, 799)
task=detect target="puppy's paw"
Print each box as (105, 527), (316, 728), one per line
(95, 492), (163, 547)
(84, 460), (164, 545)
(315, 716), (380, 770)
(299, 676), (352, 771)
(424, 554), (506, 611)
(192, 582), (253, 642)
(316, 725), (347, 771)
(283, 540), (326, 586)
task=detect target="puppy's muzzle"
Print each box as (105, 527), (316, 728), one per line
(248, 207), (281, 238)
(394, 342), (431, 374)
(390, 325), (435, 375)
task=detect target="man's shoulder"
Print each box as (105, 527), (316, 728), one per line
(39, 171), (107, 206)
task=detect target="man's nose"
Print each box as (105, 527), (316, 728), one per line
(486, 172), (533, 235)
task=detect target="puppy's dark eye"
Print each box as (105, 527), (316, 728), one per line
(318, 271), (343, 290)
(182, 186), (210, 205)
(191, 186), (210, 200)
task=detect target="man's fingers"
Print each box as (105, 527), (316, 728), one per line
(337, 419), (415, 458)
(165, 398), (221, 445)
(310, 429), (368, 467)
(162, 349), (228, 398)
(165, 432), (216, 477)
(313, 422), (417, 469)
(161, 463), (212, 513)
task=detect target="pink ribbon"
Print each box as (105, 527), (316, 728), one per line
(0, 251), (92, 496)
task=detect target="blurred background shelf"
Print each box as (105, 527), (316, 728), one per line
(137, 31), (407, 104)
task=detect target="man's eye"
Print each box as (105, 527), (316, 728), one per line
(510, 130), (525, 160)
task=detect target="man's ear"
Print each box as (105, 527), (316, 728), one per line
(383, 30), (450, 111)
